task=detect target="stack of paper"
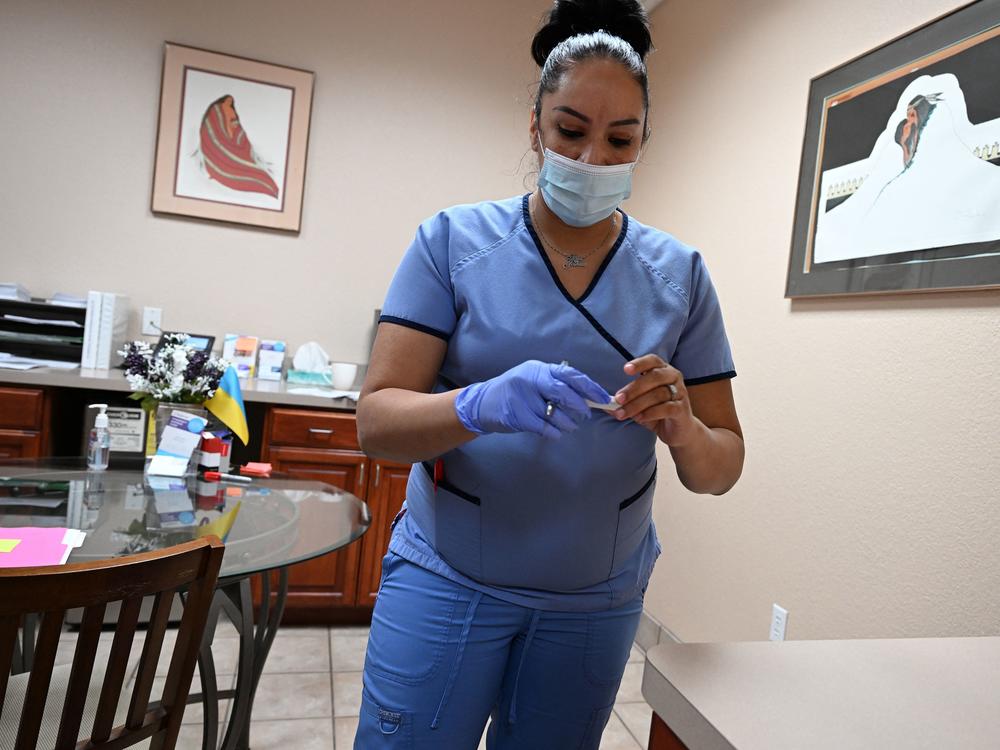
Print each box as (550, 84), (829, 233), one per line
(0, 283), (31, 301)
(0, 353), (80, 370)
(47, 292), (87, 308)
(80, 290), (130, 369)
(0, 527), (87, 568)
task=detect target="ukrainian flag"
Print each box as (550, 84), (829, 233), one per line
(197, 501), (241, 542)
(205, 366), (249, 445)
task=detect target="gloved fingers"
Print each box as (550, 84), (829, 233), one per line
(538, 378), (591, 419)
(520, 410), (566, 440)
(551, 364), (613, 405)
(543, 401), (583, 433)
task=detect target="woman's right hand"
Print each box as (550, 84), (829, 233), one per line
(454, 360), (611, 439)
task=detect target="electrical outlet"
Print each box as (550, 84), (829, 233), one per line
(141, 307), (162, 336)
(770, 603), (788, 641)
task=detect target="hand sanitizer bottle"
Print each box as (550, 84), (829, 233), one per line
(87, 404), (111, 470)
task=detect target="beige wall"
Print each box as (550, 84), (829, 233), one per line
(631, 0), (1000, 641)
(0, 0), (548, 363)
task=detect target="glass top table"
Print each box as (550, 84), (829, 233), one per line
(0, 457), (370, 580)
(0, 457), (371, 750)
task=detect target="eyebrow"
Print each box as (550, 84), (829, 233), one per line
(553, 105), (641, 127)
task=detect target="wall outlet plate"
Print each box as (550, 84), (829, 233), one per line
(770, 603), (789, 641)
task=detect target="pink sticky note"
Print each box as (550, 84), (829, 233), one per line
(0, 528), (74, 568)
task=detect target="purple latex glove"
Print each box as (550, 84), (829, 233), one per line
(454, 360), (612, 439)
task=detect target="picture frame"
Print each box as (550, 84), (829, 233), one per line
(786, 0), (1000, 298)
(151, 43), (314, 232)
(154, 332), (215, 355)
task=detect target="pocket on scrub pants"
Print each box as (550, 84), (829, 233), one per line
(356, 687), (412, 747)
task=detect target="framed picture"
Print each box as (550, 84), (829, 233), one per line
(154, 332), (215, 355)
(151, 43), (314, 232)
(786, 0), (1000, 297)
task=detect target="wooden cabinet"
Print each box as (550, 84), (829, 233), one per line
(356, 459), (411, 606)
(0, 387), (50, 458)
(258, 407), (409, 621)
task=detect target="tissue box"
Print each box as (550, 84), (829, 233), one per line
(258, 339), (286, 381)
(286, 369), (333, 385)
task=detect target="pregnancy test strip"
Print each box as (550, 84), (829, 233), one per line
(586, 399), (619, 411)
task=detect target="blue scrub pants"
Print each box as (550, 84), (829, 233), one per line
(355, 551), (643, 749)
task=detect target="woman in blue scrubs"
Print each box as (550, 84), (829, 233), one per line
(355, 0), (744, 747)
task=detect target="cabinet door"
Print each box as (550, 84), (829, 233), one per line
(0, 387), (45, 430)
(264, 446), (369, 609)
(355, 460), (410, 606)
(0, 430), (42, 459)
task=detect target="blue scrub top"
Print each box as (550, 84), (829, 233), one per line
(379, 195), (735, 611)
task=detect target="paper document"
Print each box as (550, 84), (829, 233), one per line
(3, 314), (83, 327)
(147, 454), (189, 477)
(0, 352), (79, 369)
(0, 527), (86, 568)
(287, 387), (361, 401)
(0, 362), (39, 370)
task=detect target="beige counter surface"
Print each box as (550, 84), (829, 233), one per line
(642, 636), (1000, 750)
(0, 366), (359, 410)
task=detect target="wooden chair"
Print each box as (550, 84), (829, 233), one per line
(0, 536), (224, 750)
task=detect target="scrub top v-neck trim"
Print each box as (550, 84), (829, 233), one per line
(521, 193), (630, 305)
(522, 194), (637, 361)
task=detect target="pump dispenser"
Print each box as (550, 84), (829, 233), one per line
(87, 404), (110, 470)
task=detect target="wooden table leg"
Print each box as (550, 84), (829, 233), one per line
(649, 711), (690, 750)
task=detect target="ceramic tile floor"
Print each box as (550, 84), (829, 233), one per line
(56, 623), (654, 749)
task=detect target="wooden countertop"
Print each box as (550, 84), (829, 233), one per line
(642, 636), (1000, 749)
(0, 366), (359, 411)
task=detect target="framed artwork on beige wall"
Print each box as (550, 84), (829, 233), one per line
(786, 0), (1000, 297)
(151, 43), (314, 232)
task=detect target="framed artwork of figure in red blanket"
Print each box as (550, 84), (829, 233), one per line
(152, 43), (314, 232)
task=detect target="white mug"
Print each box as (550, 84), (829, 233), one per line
(330, 362), (358, 390)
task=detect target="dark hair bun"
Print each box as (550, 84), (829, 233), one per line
(531, 0), (652, 67)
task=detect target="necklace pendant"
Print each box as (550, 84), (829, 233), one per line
(563, 254), (586, 269)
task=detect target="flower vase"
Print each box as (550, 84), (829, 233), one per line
(148, 403), (216, 457)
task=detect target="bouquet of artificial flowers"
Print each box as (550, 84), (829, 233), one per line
(119, 333), (229, 412)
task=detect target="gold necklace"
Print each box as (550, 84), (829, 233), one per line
(531, 201), (617, 269)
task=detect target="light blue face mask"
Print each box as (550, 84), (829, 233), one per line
(536, 135), (637, 227)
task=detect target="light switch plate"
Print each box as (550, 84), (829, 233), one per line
(142, 307), (162, 336)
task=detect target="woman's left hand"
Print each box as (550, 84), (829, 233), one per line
(613, 354), (697, 446)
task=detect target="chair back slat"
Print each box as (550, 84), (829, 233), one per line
(54, 602), (106, 749)
(20, 614), (35, 672)
(157, 572), (220, 748)
(91, 595), (142, 743)
(0, 615), (18, 710)
(126, 589), (174, 731)
(14, 608), (64, 750)
(0, 536), (224, 750)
